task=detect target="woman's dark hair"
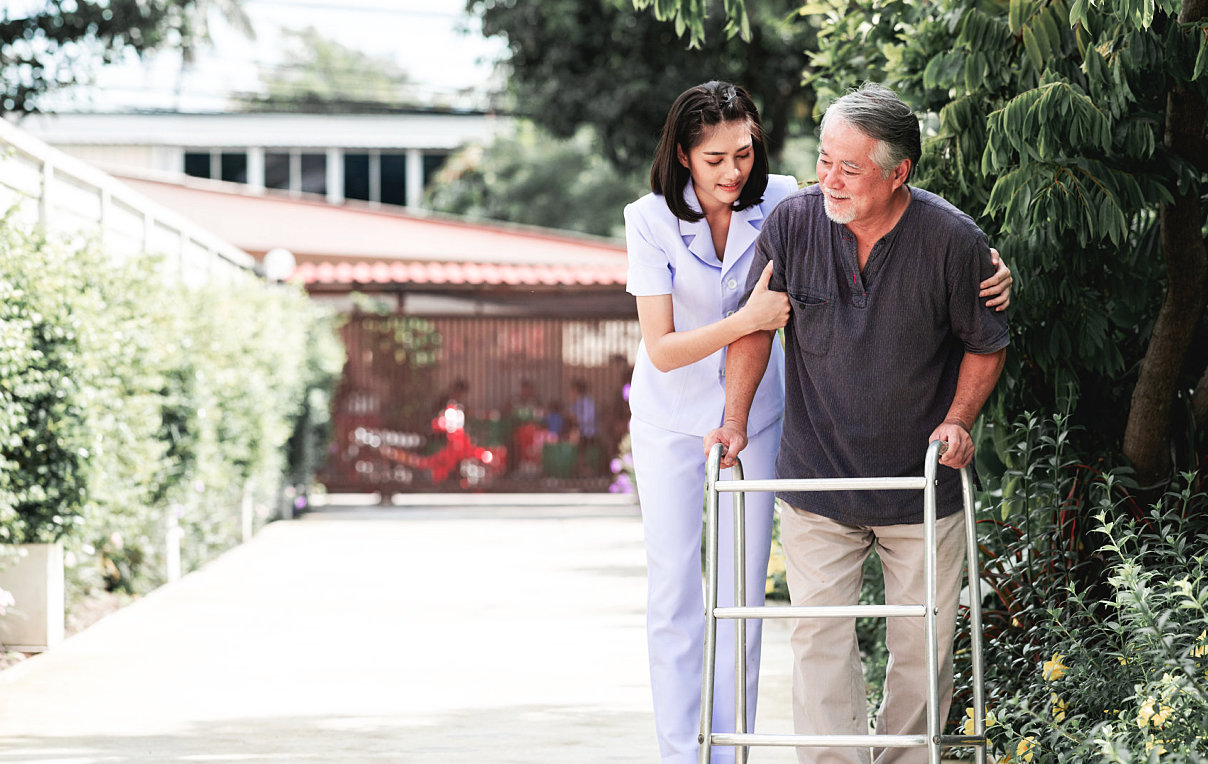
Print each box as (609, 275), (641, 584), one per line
(649, 80), (770, 222)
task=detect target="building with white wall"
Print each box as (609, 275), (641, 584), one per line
(11, 108), (503, 210)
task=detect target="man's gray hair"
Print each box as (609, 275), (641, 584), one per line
(820, 82), (921, 181)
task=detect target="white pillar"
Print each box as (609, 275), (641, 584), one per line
(247, 147), (266, 192)
(405, 148), (423, 208)
(289, 150), (302, 197)
(326, 147), (344, 205)
(369, 149), (382, 206)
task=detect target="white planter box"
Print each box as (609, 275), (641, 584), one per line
(0, 542), (65, 651)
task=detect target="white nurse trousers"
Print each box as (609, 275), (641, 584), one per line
(630, 417), (782, 764)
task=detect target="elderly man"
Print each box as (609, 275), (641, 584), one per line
(705, 83), (1009, 763)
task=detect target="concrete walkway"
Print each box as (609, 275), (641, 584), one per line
(0, 497), (798, 763)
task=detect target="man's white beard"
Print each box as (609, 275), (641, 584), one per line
(823, 195), (856, 225)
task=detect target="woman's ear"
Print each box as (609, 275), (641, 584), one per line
(676, 144), (689, 169)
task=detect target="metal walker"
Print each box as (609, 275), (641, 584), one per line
(699, 440), (988, 764)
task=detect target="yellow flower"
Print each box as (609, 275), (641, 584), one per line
(1051, 692), (1067, 722)
(962, 707), (997, 735)
(1152, 703), (1173, 728)
(1192, 631), (1208, 659)
(1137, 696), (1156, 729)
(1016, 737), (1035, 762)
(1042, 653), (1067, 681)
(1145, 739), (1168, 756)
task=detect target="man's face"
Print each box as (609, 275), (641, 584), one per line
(816, 118), (907, 226)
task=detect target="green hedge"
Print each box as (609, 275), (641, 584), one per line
(0, 214), (343, 596)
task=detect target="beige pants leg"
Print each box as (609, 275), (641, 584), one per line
(780, 506), (966, 764)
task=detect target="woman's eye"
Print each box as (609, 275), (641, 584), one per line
(707, 160), (722, 166)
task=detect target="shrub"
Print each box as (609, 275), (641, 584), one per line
(0, 213), (343, 604)
(988, 491), (1208, 762)
(951, 409), (1208, 761)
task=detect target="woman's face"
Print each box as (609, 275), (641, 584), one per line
(676, 120), (755, 215)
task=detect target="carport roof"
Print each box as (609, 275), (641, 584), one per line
(114, 172), (629, 287)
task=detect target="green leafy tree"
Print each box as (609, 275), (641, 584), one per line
(425, 121), (646, 238)
(0, 0), (251, 114)
(469, 0), (813, 173)
(649, 0), (1208, 490)
(237, 26), (415, 111)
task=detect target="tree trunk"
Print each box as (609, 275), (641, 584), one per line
(1122, 0), (1208, 490)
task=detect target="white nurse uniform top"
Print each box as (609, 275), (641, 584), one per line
(623, 174), (797, 437)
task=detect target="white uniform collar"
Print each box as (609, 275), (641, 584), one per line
(678, 181), (766, 271)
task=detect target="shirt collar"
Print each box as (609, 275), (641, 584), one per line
(677, 182), (766, 269)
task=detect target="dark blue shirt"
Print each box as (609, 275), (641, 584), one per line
(744, 185), (1010, 525)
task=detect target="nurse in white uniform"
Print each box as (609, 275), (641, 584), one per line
(625, 80), (792, 764)
(623, 81), (1014, 764)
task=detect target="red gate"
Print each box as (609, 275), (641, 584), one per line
(319, 313), (641, 493)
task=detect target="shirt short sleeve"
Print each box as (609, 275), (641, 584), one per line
(947, 234), (1010, 355)
(624, 200), (674, 296)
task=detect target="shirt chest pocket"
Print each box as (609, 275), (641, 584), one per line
(789, 288), (834, 356)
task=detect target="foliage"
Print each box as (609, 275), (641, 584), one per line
(987, 493), (1208, 761)
(425, 121), (646, 239)
(0, 0), (250, 114)
(470, 0), (813, 173)
(0, 214), (342, 600)
(235, 26), (416, 112)
(946, 410), (1208, 759)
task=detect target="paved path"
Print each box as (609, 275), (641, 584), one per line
(0, 497), (798, 763)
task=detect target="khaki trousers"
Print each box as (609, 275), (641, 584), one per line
(779, 505), (966, 764)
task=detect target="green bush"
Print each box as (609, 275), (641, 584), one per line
(985, 493), (1208, 762)
(951, 410), (1208, 761)
(0, 213), (343, 601)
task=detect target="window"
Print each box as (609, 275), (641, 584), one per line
(380, 153), (406, 206)
(184, 152), (211, 179)
(344, 153), (370, 201)
(300, 153), (326, 195)
(220, 152), (247, 183)
(423, 153), (448, 188)
(265, 152), (291, 190)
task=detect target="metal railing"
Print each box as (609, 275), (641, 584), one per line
(0, 117), (256, 286)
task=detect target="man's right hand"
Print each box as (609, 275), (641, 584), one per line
(704, 424), (748, 469)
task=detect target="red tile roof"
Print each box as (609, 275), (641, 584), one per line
(114, 173), (630, 289)
(292, 259), (627, 287)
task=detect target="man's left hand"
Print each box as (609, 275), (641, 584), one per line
(930, 421), (974, 469)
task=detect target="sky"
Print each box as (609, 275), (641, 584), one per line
(3, 0), (506, 112)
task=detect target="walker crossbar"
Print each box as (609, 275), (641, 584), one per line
(706, 733), (990, 749)
(714, 476), (928, 492)
(713, 604), (925, 619)
(698, 440), (988, 764)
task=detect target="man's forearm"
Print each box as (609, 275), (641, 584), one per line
(943, 348), (1007, 430)
(722, 330), (775, 429)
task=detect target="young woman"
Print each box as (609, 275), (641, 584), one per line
(622, 81), (1011, 764)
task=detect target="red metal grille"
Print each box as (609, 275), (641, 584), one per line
(319, 314), (641, 494)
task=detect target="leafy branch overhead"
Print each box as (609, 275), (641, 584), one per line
(473, 0), (812, 174)
(0, 0), (253, 114)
